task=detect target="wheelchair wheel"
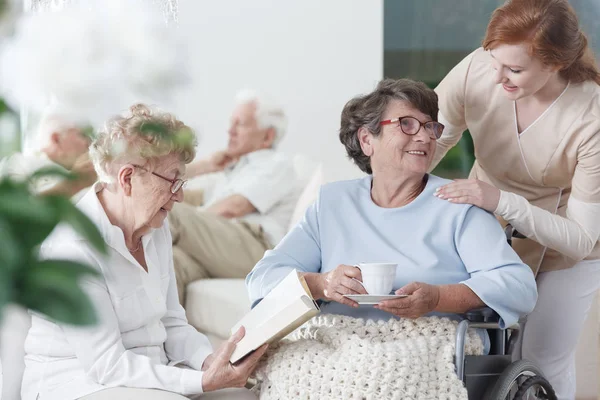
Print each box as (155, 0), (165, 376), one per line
(485, 359), (556, 400)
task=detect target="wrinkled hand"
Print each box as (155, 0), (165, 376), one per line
(434, 179), (500, 212)
(320, 264), (368, 308)
(208, 150), (235, 173)
(201, 326), (268, 392)
(375, 282), (440, 319)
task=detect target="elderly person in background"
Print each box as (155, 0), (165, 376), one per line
(168, 90), (299, 305)
(247, 78), (537, 330)
(0, 106), (95, 198)
(0, 107), (96, 400)
(21, 104), (266, 400)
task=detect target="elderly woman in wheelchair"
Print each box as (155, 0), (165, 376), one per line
(245, 79), (547, 399)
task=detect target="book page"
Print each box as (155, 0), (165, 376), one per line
(230, 295), (319, 363)
(231, 269), (312, 334)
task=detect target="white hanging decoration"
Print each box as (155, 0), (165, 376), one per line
(30, 0), (76, 12)
(0, 0), (187, 126)
(30, 0), (178, 23)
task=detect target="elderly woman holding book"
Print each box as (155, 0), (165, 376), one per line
(21, 104), (266, 400)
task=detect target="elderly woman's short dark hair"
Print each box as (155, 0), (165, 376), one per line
(339, 78), (439, 174)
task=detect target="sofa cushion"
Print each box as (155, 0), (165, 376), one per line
(185, 279), (250, 341)
(288, 163), (323, 232)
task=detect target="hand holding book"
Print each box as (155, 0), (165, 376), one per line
(229, 270), (320, 363)
(201, 326), (268, 392)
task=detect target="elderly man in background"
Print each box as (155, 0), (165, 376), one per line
(0, 106), (95, 198)
(168, 90), (300, 305)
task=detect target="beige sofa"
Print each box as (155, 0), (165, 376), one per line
(183, 155), (323, 347)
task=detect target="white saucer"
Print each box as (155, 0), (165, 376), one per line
(343, 294), (408, 305)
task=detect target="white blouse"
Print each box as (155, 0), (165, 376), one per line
(21, 184), (212, 400)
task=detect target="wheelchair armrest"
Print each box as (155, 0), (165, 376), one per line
(463, 306), (500, 323)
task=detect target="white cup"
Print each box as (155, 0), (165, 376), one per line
(354, 263), (397, 295)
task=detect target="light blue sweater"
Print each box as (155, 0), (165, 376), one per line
(246, 175), (537, 329)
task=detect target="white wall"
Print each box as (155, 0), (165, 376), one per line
(172, 0), (383, 182)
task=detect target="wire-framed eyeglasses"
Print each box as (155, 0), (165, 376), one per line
(132, 164), (187, 194)
(380, 116), (445, 139)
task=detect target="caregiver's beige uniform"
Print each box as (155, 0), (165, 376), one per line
(433, 47), (600, 400)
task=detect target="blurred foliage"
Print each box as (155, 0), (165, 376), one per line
(139, 120), (196, 149)
(0, 101), (107, 325)
(0, 168), (108, 325)
(0, 97), (8, 115)
(81, 125), (96, 142)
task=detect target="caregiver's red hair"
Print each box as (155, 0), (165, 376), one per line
(483, 0), (600, 85)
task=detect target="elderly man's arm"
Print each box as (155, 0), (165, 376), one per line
(207, 155), (297, 219)
(184, 151), (234, 179)
(38, 153), (97, 198)
(246, 191), (323, 307)
(38, 176), (94, 198)
(205, 194), (257, 218)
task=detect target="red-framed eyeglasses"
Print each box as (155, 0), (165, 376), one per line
(380, 116), (444, 139)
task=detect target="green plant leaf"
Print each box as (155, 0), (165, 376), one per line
(47, 196), (107, 255)
(0, 189), (58, 225)
(0, 187), (61, 250)
(18, 260), (100, 326)
(31, 259), (100, 280)
(29, 166), (77, 182)
(0, 216), (22, 271)
(140, 121), (169, 138)
(0, 176), (29, 196)
(0, 264), (13, 321)
(81, 125), (96, 141)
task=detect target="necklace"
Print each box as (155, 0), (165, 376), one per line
(128, 240), (142, 253)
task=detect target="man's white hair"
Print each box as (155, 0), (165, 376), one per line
(32, 106), (79, 152)
(235, 89), (287, 147)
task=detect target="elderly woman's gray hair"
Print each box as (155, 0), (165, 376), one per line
(339, 78), (439, 174)
(90, 104), (197, 184)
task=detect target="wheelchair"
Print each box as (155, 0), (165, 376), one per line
(456, 307), (555, 400)
(456, 225), (556, 400)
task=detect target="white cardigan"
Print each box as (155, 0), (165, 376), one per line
(21, 184), (212, 400)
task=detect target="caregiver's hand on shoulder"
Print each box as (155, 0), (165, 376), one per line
(201, 326), (268, 392)
(319, 264), (368, 308)
(375, 282), (440, 319)
(434, 179), (500, 213)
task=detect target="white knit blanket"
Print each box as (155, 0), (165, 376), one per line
(252, 315), (484, 400)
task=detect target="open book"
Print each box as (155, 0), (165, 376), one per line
(229, 269), (320, 363)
